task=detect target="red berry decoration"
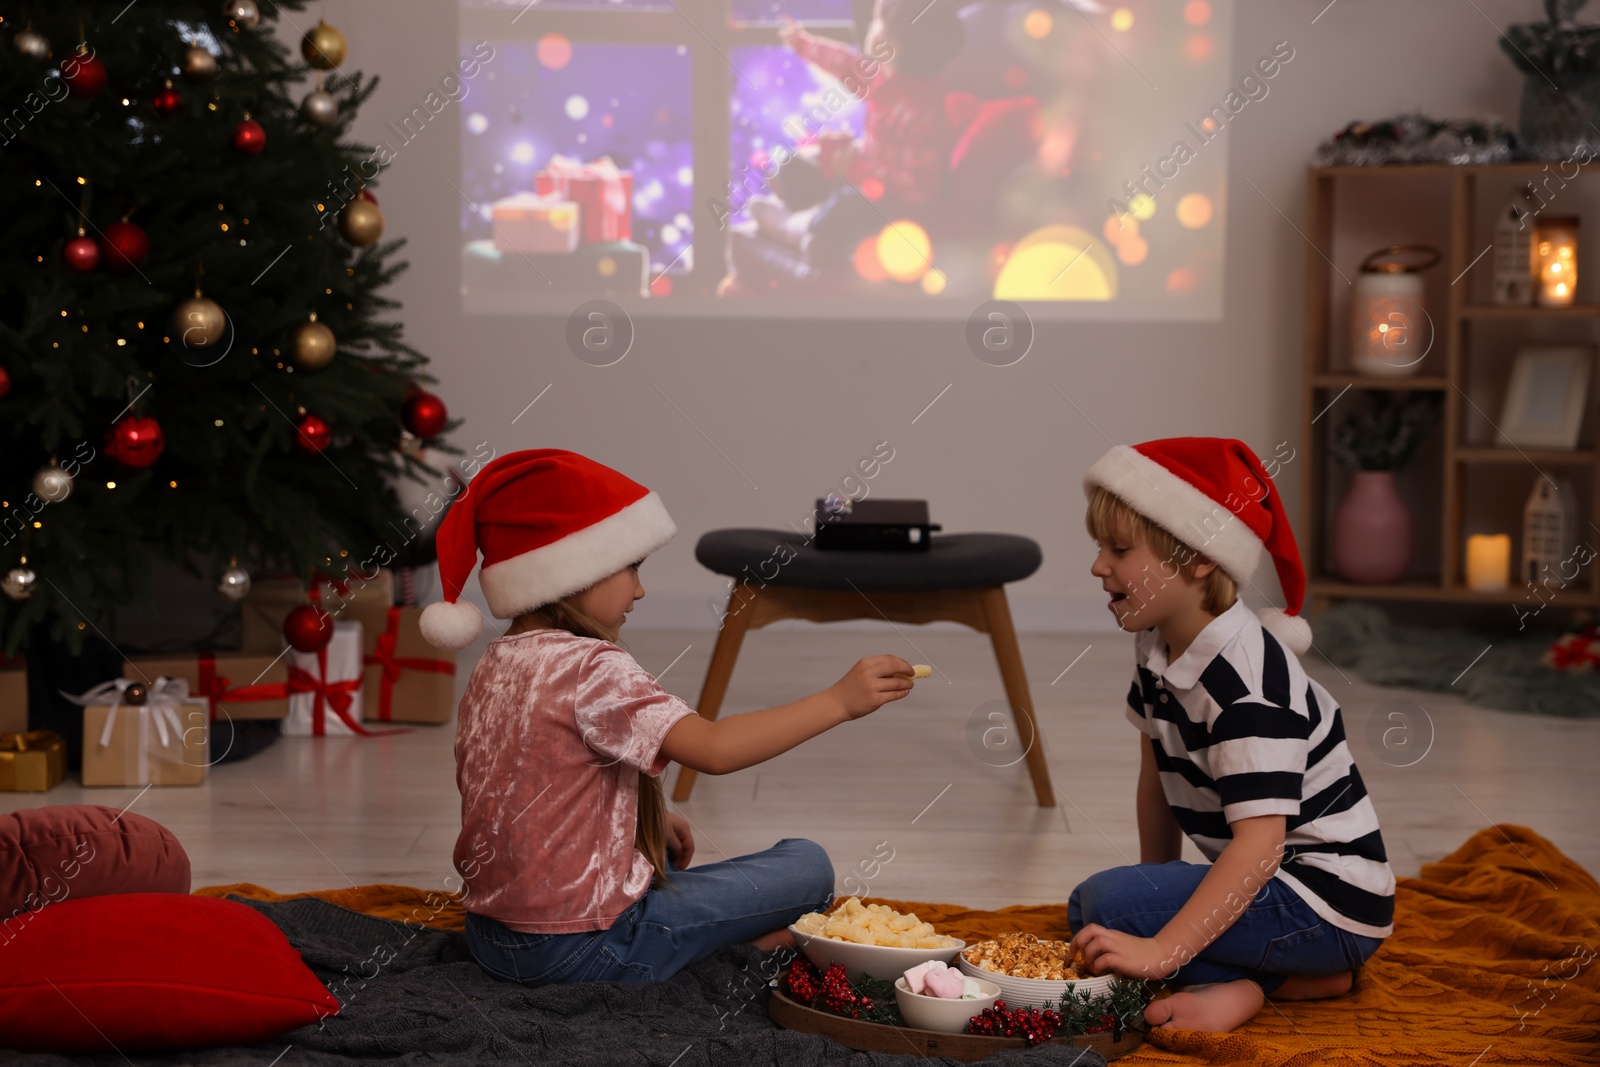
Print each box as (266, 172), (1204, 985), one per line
(152, 83), (183, 117)
(99, 221), (150, 273)
(62, 235), (100, 272)
(232, 117), (266, 154)
(283, 603), (334, 653)
(784, 959), (820, 1003)
(401, 391), (448, 438)
(296, 413), (332, 453)
(105, 414), (164, 469)
(965, 1000), (1064, 1046)
(61, 50), (107, 97)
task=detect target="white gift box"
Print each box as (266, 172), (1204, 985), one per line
(285, 621), (366, 737)
(491, 192), (580, 255)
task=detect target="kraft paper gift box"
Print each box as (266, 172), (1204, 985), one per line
(285, 622), (368, 737)
(240, 570), (394, 654)
(0, 730), (66, 792)
(78, 680), (208, 788)
(0, 658), (27, 735)
(362, 606), (457, 724)
(491, 192), (580, 255)
(124, 652), (290, 721)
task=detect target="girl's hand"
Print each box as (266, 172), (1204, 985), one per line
(1069, 924), (1176, 981)
(829, 656), (915, 719)
(666, 812), (695, 867)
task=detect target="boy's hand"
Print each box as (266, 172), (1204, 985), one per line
(829, 655), (915, 719)
(1069, 925), (1175, 981)
(666, 812), (695, 867)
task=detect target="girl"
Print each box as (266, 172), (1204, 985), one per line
(420, 448), (917, 986)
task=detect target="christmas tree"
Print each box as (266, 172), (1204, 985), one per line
(0, 2), (453, 657)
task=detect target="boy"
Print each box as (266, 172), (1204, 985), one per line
(1069, 438), (1393, 1032)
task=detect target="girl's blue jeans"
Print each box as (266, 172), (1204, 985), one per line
(1069, 862), (1384, 995)
(465, 838), (833, 986)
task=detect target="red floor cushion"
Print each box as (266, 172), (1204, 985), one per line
(0, 892), (340, 1052)
(0, 803), (191, 920)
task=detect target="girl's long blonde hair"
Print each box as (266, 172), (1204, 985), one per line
(510, 594), (673, 890)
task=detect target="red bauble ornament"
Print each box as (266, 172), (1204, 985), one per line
(61, 50), (107, 97)
(296, 414), (331, 453)
(360, 190), (377, 205)
(152, 84), (183, 117)
(0, 366), (10, 399)
(106, 415), (164, 468)
(283, 603), (334, 653)
(401, 392), (448, 438)
(62, 235), (100, 272)
(99, 221), (150, 273)
(232, 117), (266, 154)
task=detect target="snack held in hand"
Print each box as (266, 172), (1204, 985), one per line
(897, 664), (932, 679)
(793, 897), (960, 949)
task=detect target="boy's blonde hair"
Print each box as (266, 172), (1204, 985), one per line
(1086, 486), (1238, 615)
(511, 594), (675, 892)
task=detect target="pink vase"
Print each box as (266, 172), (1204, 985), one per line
(1332, 471), (1412, 584)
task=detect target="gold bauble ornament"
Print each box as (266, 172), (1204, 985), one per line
(301, 21), (346, 70)
(182, 44), (218, 79)
(290, 313), (337, 369)
(337, 198), (384, 246)
(171, 293), (227, 349)
(223, 0), (260, 30)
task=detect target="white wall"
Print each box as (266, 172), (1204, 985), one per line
(285, 0), (1531, 631)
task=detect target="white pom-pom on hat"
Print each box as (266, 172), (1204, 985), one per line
(420, 599), (483, 651)
(1258, 607), (1312, 655)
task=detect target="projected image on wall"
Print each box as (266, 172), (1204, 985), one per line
(459, 0), (1248, 316)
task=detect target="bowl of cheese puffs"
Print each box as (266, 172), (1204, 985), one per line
(788, 898), (965, 982)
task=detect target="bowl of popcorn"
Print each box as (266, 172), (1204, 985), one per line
(894, 961), (1000, 1033)
(956, 932), (1116, 1010)
(789, 898), (964, 982)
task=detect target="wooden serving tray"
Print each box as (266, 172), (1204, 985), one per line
(768, 987), (1147, 1062)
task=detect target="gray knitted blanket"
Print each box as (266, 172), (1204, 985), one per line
(15, 896), (1108, 1067)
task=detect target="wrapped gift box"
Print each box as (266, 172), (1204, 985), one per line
(0, 658), (27, 735)
(0, 730), (66, 792)
(492, 192), (580, 255)
(286, 622), (367, 737)
(535, 155), (633, 245)
(81, 685), (208, 788)
(124, 653), (289, 721)
(363, 606), (457, 724)
(241, 571), (394, 655)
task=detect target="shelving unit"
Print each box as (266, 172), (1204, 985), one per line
(1301, 164), (1600, 613)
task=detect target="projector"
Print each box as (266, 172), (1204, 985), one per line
(813, 498), (939, 552)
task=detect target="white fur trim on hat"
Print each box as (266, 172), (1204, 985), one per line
(1258, 607), (1312, 654)
(1084, 446), (1264, 586)
(479, 491), (677, 618)
(420, 599), (484, 651)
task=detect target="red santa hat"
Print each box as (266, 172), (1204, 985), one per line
(1083, 437), (1312, 654)
(419, 449), (677, 650)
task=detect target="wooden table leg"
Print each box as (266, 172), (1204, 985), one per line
(671, 586), (758, 802)
(980, 587), (1055, 807)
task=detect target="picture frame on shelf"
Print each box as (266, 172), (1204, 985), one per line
(1496, 345), (1593, 450)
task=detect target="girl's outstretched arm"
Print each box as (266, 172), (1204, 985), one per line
(659, 654), (913, 775)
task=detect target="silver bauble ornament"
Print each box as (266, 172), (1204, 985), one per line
(32, 461), (72, 503)
(182, 44), (218, 79)
(2, 566), (37, 601)
(217, 565), (252, 600)
(300, 88), (338, 127)
(223, 0), (260, 29)
(14, 28), (50, 60)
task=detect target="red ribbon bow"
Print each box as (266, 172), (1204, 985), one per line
(196, 654), (292, 721)
(1547, 631), (1600, 671)
(362, 607), (457, 721)
(288, 645), (406, 737)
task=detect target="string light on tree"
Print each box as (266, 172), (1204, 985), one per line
(301, 21), (347, 69)
(289, 312), (336, 369)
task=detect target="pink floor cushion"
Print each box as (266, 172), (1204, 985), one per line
(0, 803), (190, 919)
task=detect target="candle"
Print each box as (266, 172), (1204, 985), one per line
(1465, 533), (1512, 592)
(1534, 217), (1579, 307)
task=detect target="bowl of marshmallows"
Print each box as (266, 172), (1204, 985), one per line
(894, 960), (1001, 1033)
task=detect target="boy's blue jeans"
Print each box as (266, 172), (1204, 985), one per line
(464, 838), (833, 986)
(1069, 862), (1383, 994)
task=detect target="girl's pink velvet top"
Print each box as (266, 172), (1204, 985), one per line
(453, 629), (696, 933)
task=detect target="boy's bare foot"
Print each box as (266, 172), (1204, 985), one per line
(750, 929), (797, 952)
(1144, 979), (1265, 1032)
(1273, 971), (1353, 1000)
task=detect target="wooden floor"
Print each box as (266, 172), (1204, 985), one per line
(11, 625), (1599, 909)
